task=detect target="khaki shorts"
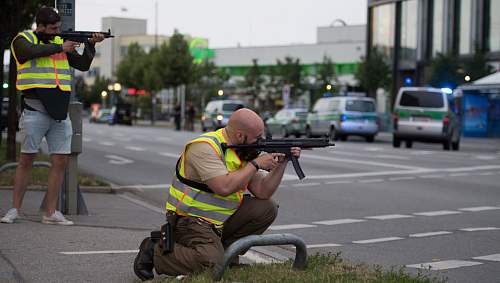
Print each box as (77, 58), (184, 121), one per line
(19, 109), (72, 155)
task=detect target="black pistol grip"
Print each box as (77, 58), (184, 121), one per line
(291, 155), (305, 180)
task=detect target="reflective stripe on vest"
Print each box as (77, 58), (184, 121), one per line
(165, 129), (245, 226)
(12, 31), (71, 91)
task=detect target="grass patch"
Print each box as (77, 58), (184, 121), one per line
(159, 253), (444, 283)
(0, 139), (109, 187)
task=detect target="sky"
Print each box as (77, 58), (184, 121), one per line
(75, 0), (368, 48)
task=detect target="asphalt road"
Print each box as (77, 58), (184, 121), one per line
(79, 122), (500, 283)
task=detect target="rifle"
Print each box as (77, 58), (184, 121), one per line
(51, 29), (114, 43)
(222, 137), (334, 180)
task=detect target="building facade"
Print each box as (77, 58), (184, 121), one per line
(367, 0), (500, 92)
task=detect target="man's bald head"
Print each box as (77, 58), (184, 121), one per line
(226, 108), (264, 144)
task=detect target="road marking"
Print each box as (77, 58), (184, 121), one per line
(60, 250), (139, 255)
(325, 180), (353, 185)
(300, 153), (425, 170)
(331, 151), (410, 160)
(472, 254), (500, 262)
(365, 214), (413, 220)
(459, 227), (500, 232)
(413, 210), (462, 216)
(478, 171), (495, 176)
(406, 260), (482, 270)
(449, 172), (470, 177)
(411, 150), (434, 155)
(105, 155), (133, 165)
(312, 219), (366, 225)
(419, 174), (445, 179)
(458, 206), (500, 212)
(119, 193), (164, 214)
(374, 154), (410, 160)
(409, 231), (452, 238)
(160, 152), (181, 158)
(82, 137), (92, 142)
(358, 179), (384, 183)
(475, 155), (497, 160)
(443, 165), (500, 172)
(364, 147), (383, 151)
(306, 243), (343, 248)
(292, 183), (321, 187)
(352, 237), (403, 244)
(389, 176), (416, 181)
(269, 224), (316, 231)
(99, 141), (115, 146)
(125, 146), (146, 151)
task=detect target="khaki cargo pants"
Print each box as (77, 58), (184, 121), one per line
(153, 195), (278, 275)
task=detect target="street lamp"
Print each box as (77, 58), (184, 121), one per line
(326, 84), (332, 91)
(101, 90), (108, 108)
(114, 82), (122, 92)
(217, 89), (224, 96)
(464, 75), (471, 82)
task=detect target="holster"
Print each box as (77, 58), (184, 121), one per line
(151, 212), (178, 255)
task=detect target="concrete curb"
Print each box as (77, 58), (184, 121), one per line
(0, 185), (113, 194)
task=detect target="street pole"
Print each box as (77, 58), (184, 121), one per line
(56, 0), (87, 215)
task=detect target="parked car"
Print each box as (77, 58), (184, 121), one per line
(110, 103), (132, 125)
(392, 87), (461, 150)
(201, 100), (245, 132)
(265, 108), (308, 138)
(306, 96), (379, 142)
(90, 108), (113, 124)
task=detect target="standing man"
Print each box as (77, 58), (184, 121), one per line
(133, 108), (301, 280)
(0, 7), (104, 225)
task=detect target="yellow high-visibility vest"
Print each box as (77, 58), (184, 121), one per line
(166, 129), (245, 227)
(11, 31), (71, 91)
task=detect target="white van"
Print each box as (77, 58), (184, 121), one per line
(200, 100), (245, 132)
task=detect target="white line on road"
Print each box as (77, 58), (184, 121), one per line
(352, 237), (404, 244)
(312, 219), (366, 225)
(358, 179), (384, 183)
(365, 214), (414, 220)
(411, 150), (434, 155)
(475, 155), (497, 160)
(60, 250), (139, 255)
(389, 176), (416, 181)
(269, 224), (317, 231)
(409, 231), (452, 238)
(99, 141), (115, 146)
(300, 153), (425, 170)
(118, 193), (164, 214)
(458, 206), (500, 212)
(105, 155), (133, 165)
(459, 227), (500, 232)
(363, 147), (383, 151)
(478, 171), (495, 176)
(406, 260), (482, 270)
(325, 180), (354, 185)
(449, 172), (471, 177)
(160, 152), (181, 158)
(413, 210), (462, 216)
(306, 243), (343, 248)
(125, 146), (146, 151)
(419, 174), (445, 179)
(82, 137), (92, 142)
(472, 254), (500, 262)
(374, 154), (410, 160)
(292, 183), (321, 187)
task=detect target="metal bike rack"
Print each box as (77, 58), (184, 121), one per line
(212, 233), (307, 281)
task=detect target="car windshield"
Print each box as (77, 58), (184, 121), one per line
(345, 100), (375, 112)
(294, 111), (308, 118)
(222, 103), (243, 111)
(400, 91), (444, 108)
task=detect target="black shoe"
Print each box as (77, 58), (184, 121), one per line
(134, 237), (155, 281)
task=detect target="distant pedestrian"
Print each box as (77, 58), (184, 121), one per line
(185, 102), (196, 131)
(173, 103), (181, 131)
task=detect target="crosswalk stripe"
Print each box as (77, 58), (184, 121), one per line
(312, 219), (366, 225)
(269, 224), (316, 230)
(459, 227), (500, 232)
(458, 206), (500, 212)
(406, 260), (482, 270)
(365, 214), (414, 220)
(409, 231), (452, 238)
(413, 210), (462, 216)
(352, 237), (403, 244)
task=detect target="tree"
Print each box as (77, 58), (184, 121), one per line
(463, 46), (494, 81)
(276, 56), (304, 100)
(116, 42), (148, 90)
(0, 0), (52, 161)
(244, 59), (264, 106)
(426, 52), (462, 89)
(160, 31), (193, 88)
(355, 47), (391, 98)
(312, 56), (339, 103)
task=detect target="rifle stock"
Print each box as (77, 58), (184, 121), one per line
(223, 137), (334, 180)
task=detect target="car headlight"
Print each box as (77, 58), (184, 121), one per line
(216, 114), (223, 121)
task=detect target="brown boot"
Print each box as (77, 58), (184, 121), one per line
(133, 237), (155, 281)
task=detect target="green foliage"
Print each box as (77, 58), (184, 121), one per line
(311, 56), (339, 105)
(355, 46), (391, 97)
(160, 31), (194, 88)
(276, 56), (304, 98)
(158, 253), (444, 283)
(426, 52), (463, 88)
(84, 76), (112, 107)
(244, 59), (265, 100)
(116, 42), (148, 90)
